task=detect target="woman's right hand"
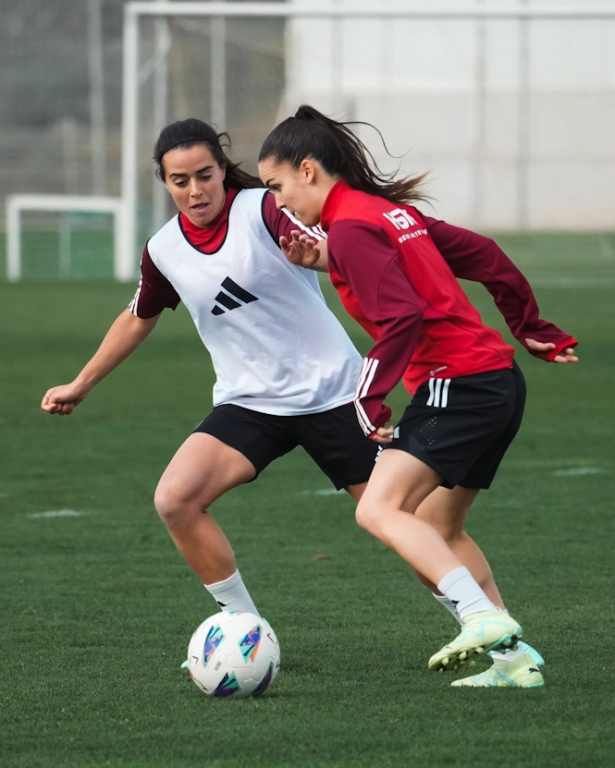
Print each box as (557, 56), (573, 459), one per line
(369, 425), (395, 445)
(41, 382), (88, 415)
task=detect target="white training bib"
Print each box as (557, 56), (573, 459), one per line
(146, 189), (362, 415)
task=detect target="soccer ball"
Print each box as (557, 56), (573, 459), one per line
(187, 611), (280, 698)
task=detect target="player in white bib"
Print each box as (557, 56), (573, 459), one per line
(41, 119), (379, 623)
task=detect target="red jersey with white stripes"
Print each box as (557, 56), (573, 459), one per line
(321, 181), (576, 436)
(330, 213), (576, 368)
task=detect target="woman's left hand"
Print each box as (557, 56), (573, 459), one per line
(525, 338), (578, 363)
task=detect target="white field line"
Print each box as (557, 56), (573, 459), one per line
(299, 489), (344, 496)
(507, 459), (607, 468)
(553, 467), (608, 476)
(27, 510), (90, 519)
(508, 461), (609, 475)
(530, 277), (614, 288)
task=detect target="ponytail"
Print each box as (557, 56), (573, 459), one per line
(154, 118), (263, 190)
(259, 105), (427, 205)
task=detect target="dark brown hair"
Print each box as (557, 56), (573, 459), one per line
(259, 105), (427, 205)
(154, 118), (263, 190)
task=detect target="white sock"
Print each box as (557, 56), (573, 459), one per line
(204, 570), (259, 616)
(491, 644), (526, 662)
(437, 566), (496, 621)
(490, 609), (532, 662)
(432, 592), (462, 625)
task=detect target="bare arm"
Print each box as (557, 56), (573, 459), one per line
(41, 309), (160, 415)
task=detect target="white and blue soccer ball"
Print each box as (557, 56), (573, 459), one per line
(187, 611), (280, 698)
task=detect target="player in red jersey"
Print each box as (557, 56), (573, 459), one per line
(259, 105), (578, 687)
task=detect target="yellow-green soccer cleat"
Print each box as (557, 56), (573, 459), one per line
(428, 610), (522, 672)
(451, 650), (544, 688)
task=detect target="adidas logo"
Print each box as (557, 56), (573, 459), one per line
(211, 277), (258, 315)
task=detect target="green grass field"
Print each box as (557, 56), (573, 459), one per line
(1, 233), (614, 768)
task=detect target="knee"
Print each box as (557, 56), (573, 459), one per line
(355, 499), (381, 536)
(154, 480), (196, 529)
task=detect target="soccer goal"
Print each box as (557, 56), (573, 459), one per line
(6, 195), (127, 282)
(120, 1), (615, 281)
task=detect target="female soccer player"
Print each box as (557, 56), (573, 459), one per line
(258, 105), (578, 686)
(41, 118), (379, 622)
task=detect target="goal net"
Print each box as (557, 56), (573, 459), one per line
(6, 195), (124, 281)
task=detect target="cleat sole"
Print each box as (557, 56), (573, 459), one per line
(429, 630), (522, 672)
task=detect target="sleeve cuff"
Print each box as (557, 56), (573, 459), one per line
(545, 336), (578, 362)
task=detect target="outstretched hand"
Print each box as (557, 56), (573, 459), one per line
(525, 338), (578, 363)
(279, 230), (321, 269)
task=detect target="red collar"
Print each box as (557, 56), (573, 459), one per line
(320, 180), (352, 231)
(179, 187), (239, 252)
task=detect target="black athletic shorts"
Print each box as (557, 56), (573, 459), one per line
(383, 362), (526, 490)
(193, 403), (378, 490)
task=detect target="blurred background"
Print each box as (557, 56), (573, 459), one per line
(1, 0), (614, 280)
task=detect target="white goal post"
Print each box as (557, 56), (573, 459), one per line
(6, 195), (126, 281)
(120, 2), (615, 281)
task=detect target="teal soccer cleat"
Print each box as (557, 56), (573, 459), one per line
(428, 610), (522, 672)
(451, 650), (544, 688)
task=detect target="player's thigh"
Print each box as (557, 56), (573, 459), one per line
(345, 481), (368, 503)
(157, 432), (257, 510)
(414, 486), (480, 538)
(195, 404), (296, 479)
(359, 448), (442, 514)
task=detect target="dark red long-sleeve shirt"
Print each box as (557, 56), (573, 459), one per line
(322, 181), (577, 436)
